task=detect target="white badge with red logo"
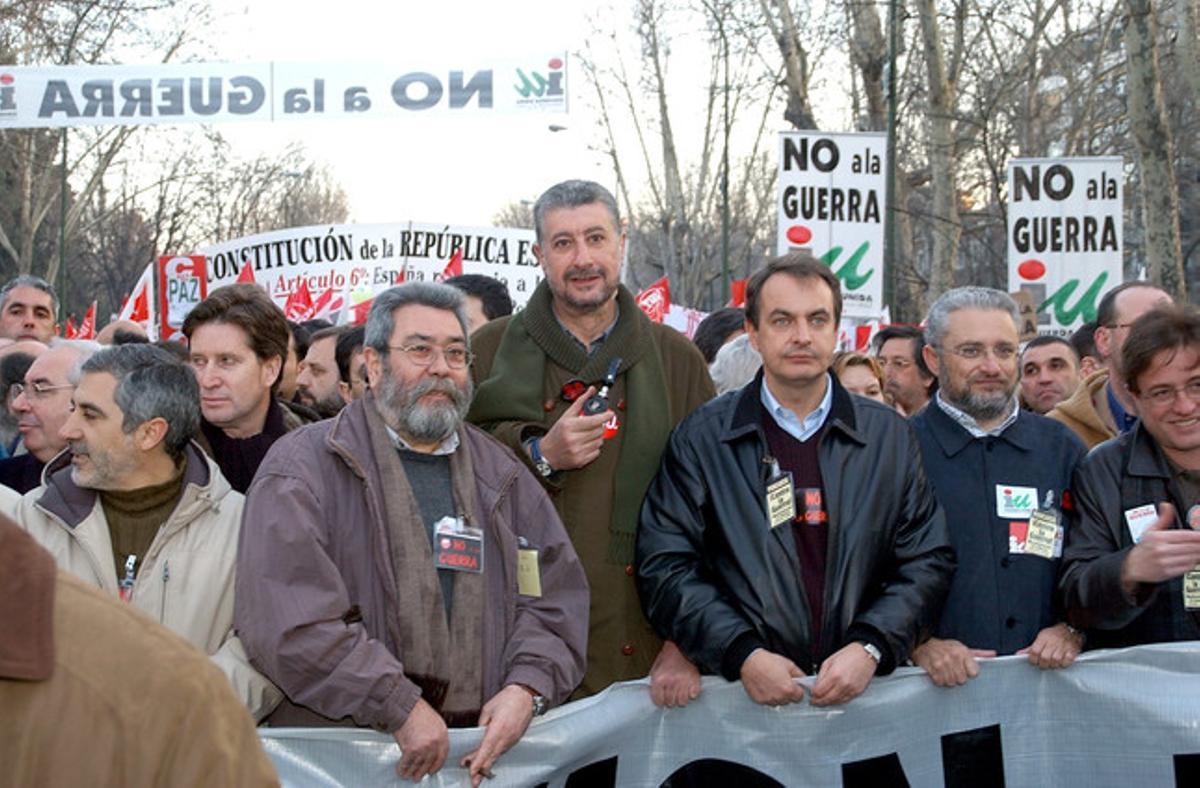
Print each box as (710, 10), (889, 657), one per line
(996, 485), (1038, 519)
(1124, 504), (1159, 544)
(433, 516), (483, 574)
(602, 413), (620, 440)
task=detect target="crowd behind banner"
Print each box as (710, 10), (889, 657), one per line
(0, 177), (1197, 788)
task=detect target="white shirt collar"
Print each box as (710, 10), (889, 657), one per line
(935, 391), (1019, 438)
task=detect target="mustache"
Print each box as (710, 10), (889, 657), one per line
(565, 267), (606, 281)
(68, 441), (89, 456)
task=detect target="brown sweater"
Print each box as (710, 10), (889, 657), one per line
(1046, 369), (1116, 449)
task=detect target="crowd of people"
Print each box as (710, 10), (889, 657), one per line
(1, 178), (1198, 784)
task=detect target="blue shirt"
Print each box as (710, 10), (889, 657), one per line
(760, 374), (833, 443)
(1106, 383), (1138, 433)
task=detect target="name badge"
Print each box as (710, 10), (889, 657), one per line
(766, 472), (796, 529)
(1025, 509), (1060, 560)
(1184, 568), (1200, 610)
(1124, 505), (1159, 544)
(996, 485), (1038, 519)
(434, 516), (483, 574)
(517, 548), (542, 598)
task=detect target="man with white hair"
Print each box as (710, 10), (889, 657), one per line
(0, 340), (98, 493)
(910, 287), (1087, 686)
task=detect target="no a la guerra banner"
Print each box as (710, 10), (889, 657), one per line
(0, 56), (568, 128)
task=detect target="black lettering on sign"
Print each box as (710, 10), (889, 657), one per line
(1174, 753), (1200, 787)
(842, 753), (910, 788)
(565, 755), (618, 788)
(660, 758), (784, 787)
(941, 724), (1005, 788)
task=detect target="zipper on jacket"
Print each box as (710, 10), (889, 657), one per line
(159, 560), (170, 623)
(119, 555), (137, 602)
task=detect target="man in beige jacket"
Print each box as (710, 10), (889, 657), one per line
(1, 343), (279, 718)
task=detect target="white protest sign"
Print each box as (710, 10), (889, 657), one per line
(1007, 157), (1123, 335)
(777, 131), (887, 319)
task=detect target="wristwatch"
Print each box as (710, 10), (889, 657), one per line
(859, 642), (882, 664)
(516, 683), (549, 716)
(529, 438), (555, 479)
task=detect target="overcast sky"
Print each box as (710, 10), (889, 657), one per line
(206, 1), (619, 226)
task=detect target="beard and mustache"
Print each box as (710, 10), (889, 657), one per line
(374, 370), (473, 445)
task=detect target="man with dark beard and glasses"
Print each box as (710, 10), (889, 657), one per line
(236, 283), (588, 787)
(909, 288), (1086, 687)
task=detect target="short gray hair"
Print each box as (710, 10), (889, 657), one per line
(77, 344), (200, 460)
(533, 180), (621, 245)
(364, 282), (471, 353)
(0, 275), (59, 316)
(708, 333), (762, 396)
(925, 287), (1021, 349)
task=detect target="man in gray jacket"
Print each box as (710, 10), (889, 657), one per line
(236, 282), (589, 786)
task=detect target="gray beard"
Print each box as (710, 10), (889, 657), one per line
(947, 386), (1017, 423)
(374, 372), (472, 445)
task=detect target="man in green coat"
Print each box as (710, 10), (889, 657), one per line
(469, 180), (715, 704)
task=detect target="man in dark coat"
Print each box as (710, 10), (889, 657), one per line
(637, 253), (954, 708)
(911, 287), (1086, 687)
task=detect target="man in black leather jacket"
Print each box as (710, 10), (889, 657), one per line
(637, 253), (954, 708)
(1059, 304), (1200, 647)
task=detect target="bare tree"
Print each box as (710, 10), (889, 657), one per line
(1124, 0), (1186, 299)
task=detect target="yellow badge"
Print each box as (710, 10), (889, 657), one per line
(1025, 510), (1059, 560)
(766, 473), (796, 529)
(1183, 567), (1200, 611)
(518, 548), (542, 598)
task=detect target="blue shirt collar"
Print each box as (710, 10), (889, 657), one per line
(556, 302), (621, 357)
(760, 373), (833, 443)
(1106, 382), (1139, 433)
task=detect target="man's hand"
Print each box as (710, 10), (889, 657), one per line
(537, 386), (612, 471)
(460, 685), (536, 787)
(649, 640), (702, 708)
(739, 649), (806, 706)
(810, 643), (878, 706)
(911, 638), (996, 687)
(1121, 504), (1200, 593)
(393, 698), (449, 782)
(1018, 623), (1084, 670)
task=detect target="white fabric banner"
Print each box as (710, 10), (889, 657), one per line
(777, 131), (887, 320)
(147, 222), (541, 318)
(1007, 157), (1123, 336)
(0, 56), (567, 128)
(259, 643), (1200, 787)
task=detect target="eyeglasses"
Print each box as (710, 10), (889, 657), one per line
(8, 381), (73, 404)
(943, 343), (1018, 362)
(387, 343), (473, 369)
(1138, 379), (1200, 408)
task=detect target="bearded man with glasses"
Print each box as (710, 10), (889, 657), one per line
(908, 288), (1087, 687)
(236, 282), (588, 787)
(1060, 304), (1200, 648)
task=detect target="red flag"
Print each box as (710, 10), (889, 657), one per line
(307, 287), (345, 323)
(634, 276), (671, 323)
(728, 278), (747, 308)
(76, 301), (97, 340)
(64, 316), (78, 339)
(284, 280), (314, 321)
(351, 297), (374, 326)
(441, 248), (463, 280)
(236, 262), (256, 284)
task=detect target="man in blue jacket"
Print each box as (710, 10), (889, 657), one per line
(911, 288), (1087, 686)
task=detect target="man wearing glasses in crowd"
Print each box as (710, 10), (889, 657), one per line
(236, 282), (588, 786)
(1060, 304), (1200, 647)
(1049, 281), (1172, 448)
(0, 341), (97, 493)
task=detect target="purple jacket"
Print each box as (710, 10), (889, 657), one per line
(234, 396), (589, 731)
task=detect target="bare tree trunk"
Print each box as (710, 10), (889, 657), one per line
(759, 0), (818, 128)
(1124, 0), (1186, 298)
(1176, 0), (1200, 101)
(915, 0), (960, 296)
(845, 0), (887, 131)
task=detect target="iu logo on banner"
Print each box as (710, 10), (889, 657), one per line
(635, 277), (671, 323)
